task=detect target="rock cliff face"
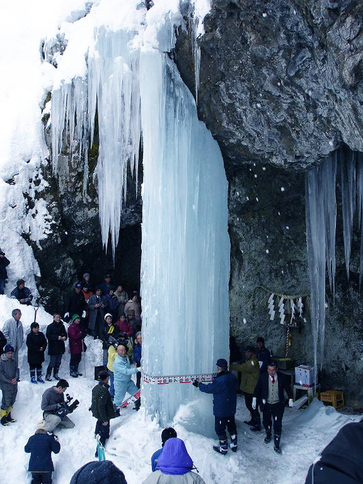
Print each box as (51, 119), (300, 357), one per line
(174, 0), (363, 405)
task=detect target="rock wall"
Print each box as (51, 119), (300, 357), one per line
(175, 0), (363, 406)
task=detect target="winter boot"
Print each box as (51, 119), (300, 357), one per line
(0, 409), (8, 426)
(213, 439), (228, 455)
(274, 434), (282, 454)
(243, 419), (253, 426)
(133, 397), (141, 411)
(70, 366), (78, 378)
(6, 407), (16, 423)
(37, 369), (45, 383)
(53, 367), (60, 380)
(264, 431), (272, 444)
(30, 369), (37, 384)
(230, 434), (238, 452)
(76, 365), (82, 377)
(46, 367), (52, 381)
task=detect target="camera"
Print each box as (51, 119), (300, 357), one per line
(65, 394), (80, 414)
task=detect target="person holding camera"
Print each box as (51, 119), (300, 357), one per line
(41, 379), (77, 432)
(0, 249), (10, 295)
(91, 370), (118, 456)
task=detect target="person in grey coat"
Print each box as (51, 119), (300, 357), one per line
(2, 308), (24, 368)
(88, 288), (106, 339)
(0, 344), (18, 426)
(41, 379), (75, 432)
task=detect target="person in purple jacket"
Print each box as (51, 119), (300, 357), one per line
(142, 438), (206, 484)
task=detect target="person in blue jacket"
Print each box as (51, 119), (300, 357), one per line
(193, 358), (238, 455)
(142, 438), (206, 484)
(151, 427), (177, 471)
(24, 421), (61, 483)
(133, 331), (142, 389)
(113, 343), (140, 410)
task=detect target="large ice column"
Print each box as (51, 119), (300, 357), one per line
(140, 50), (230, 424)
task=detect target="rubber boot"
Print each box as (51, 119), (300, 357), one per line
(76, 364), (82, 377)
(274, 434), (282, 454)
(53, 366), (60, 380)
(264, 431), (272, 443)
(230, 434), (238, 452)
(70, 366), (78, 378)
(134, 397), (141, 411)
(30, 369), (37, 384)
(37, 368), (45, 383)
(46, 367), (52, 381)
(0, 409), (8, 426)
(213, 439), (228, 455)
(6, 407), (16, 423)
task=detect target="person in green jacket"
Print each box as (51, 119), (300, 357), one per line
(231, 345), (261, 430)
(91, 370), (117, 455)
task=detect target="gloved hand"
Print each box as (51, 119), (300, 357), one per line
(64, 312), (69, 319)
(82, 310), (86, 318)
(288, 398), (294, 408)
(56, 406), (68, 418)
(192, 380), (199, 388)
(252, 397), (257, 410)
(262, 399), (266, 405)
(136, 367), (141, 372)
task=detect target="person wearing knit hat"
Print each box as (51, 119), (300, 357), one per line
(193, 358), (238, 455)
(142, 438), (206, 483)
(0, 343), (18, 425)
(68, 315), (85, 378)
(70, 461), (127, 484)
(90, 370), (117, 457)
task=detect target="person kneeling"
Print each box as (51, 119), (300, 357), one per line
(41, 379), (77, 432)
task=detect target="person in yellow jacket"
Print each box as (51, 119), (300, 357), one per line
(231, 345), (261, 430)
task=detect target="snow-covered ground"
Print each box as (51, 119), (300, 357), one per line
(0, 296), (359, 483)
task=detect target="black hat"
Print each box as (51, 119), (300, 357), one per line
(161, 427), (177, 445)
(98, 370), (110, 382)
(70, 461), (127, 484)
(4, 344), (14, 353)
(216, 358), (228, 368)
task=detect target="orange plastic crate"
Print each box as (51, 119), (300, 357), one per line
(320, 390), (345, 409)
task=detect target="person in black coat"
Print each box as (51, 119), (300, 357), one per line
(64, 284), (86, 323)
(305, 419), (363, 484)
(46, 314), (67, 381)
(253, 361), (293, 453)
(91, 370), (117, 455)
(24, 421), (61, 484)
(26, 323), (47, 384)
(193, 358), (238, 454)
(70, 461), (127, 484)
(0, 249), (10, 295)
(11, 279), (33, 305)
(0, 331), (6, 355)
(256, 337), (271, 373)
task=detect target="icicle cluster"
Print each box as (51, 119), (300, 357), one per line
(51, 28), (141, 257)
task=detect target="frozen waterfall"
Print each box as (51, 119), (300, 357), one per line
(140, 50), (229, 425)
(50, 1), (230, 424)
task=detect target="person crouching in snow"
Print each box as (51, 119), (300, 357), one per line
(0, 344), (18, 426)
(91, 370), (117, 457)
(24, 421), (60, 484)
(113, 343), (140, 410)
(193, 358), (238, 454)
(27, 322), (47, 384)
(142, 438), (206, 484)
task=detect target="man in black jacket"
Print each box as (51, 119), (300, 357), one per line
(91, 370), (117, 454)
(0, 249), (10, 295)
(46, 314), (67, 381)
(253, 361), (293, 453)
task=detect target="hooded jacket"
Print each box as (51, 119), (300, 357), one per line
(198, 370), (238, 417)
(142, 438), (206, 484)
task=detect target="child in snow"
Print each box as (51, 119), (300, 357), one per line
(25, 421), (61, 483)
(26, 322), (47, 384)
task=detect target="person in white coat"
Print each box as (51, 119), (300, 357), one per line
(2, 309), (24, 368)
(142, 438), (206, 484)
(113, 343), (140, 409)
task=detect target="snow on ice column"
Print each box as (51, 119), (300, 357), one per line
(140, 50), (230, 424)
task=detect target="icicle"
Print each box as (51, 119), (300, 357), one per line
(268, 293), (275, 321)
(357, 153), (363, 290)
(278, 297), (285, 325)
(340, 146), (356, 279)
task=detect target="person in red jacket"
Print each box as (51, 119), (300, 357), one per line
(115, 315), (133, 337)
(68, 314), (85, 378)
